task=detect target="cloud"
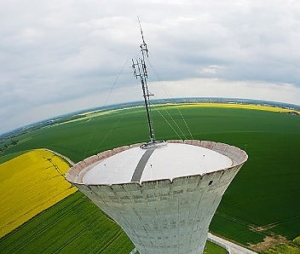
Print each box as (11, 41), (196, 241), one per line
(0, 0), (300, 134)
(4, 78), (298, 135)
(150, 78), (300, 105)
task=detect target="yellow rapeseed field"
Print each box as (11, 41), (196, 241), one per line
(157, 102), (300, 114)
(0, 149), (76, 238)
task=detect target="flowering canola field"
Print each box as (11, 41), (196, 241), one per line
(158, 102), (300, 113)
(0, 149), (76, 238)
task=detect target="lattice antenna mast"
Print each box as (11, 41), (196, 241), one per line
(132, 19), (155, 143)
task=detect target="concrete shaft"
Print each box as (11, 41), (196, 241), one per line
(66, 140), (247, 254)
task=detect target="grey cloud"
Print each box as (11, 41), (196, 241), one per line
(1, 0), (300, 134)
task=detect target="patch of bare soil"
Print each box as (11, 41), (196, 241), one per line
(249, 223), (278, 232)
(249, 235), (289, 252)
(248, 224), (290, 252)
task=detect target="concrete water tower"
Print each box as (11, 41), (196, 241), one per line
(66, 23), (248, 254)
(66, 140), (247, 254)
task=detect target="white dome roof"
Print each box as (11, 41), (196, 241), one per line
(78, 142), (233, 185)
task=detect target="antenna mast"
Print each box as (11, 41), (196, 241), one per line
(132, 18), (156, 144)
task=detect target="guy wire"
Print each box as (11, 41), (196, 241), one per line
(82, 58), (130, 159)
(146, 57), (194, 140)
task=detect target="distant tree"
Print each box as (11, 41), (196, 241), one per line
(11, 139), (18, 145)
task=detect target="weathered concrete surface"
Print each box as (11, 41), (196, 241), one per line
(129, 233), (258, 254)
(66, 140), (248, 254)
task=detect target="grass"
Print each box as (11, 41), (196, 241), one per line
(213, 130), (300, 241)
(0, 103), (299, 253)
(0, 192), (134, 254)
(261, 236), (300, 254)
(0, 190), (227, 254)
(203, 241), (228, 254)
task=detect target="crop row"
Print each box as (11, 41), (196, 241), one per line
(0, 192), (134, 254)
(0, 105), (299, 252)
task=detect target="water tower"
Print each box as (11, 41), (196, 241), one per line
(66, 23), (248, 254)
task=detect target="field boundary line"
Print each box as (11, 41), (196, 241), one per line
(43, 148), (75, 166)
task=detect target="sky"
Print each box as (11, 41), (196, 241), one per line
(1, 0), (300, 134)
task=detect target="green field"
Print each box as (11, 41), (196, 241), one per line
(1, 105), (299, 253)
(0, 191), (228, 254)
(0, 192), (134, 254)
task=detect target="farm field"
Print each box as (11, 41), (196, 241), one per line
(0, 149), (76, 238)
(0, 103), (299, 253)
(0, 192), (134, 254)
(161, 102), (300, 114)
(261, 236), (300, 254)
